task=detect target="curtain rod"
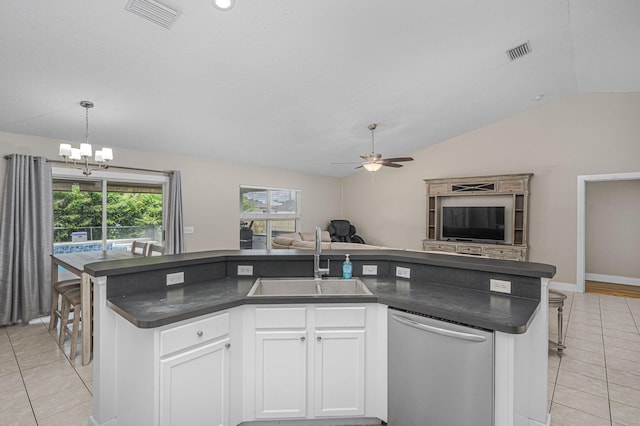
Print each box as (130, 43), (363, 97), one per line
(4, 155), (171, 175)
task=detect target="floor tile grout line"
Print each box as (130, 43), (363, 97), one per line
(551, 400), (613, 424)
(7, 319), (93, 424)
(625, 297), (640, 334)
(555, 292), (614, 425)
(596, 295), (615, 426)
(6, 324), (40, 425)
(42, 318), (94, 396)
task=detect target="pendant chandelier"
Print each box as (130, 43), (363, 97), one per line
(58, 101), (113, 176)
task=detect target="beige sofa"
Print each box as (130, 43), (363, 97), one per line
(272, 231), (383, 250)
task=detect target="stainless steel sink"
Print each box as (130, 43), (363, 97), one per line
(247, 277), (372, 297)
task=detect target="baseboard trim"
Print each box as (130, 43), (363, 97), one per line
(586, 273), (640, 287)
(549, 281), (578, 293)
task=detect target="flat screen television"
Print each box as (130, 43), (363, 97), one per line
(442, 206), (505, 243)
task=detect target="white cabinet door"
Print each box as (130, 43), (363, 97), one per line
(314, 330), (366, 417)
(255, 330), (307, 419)
(160, 337), (230, 426)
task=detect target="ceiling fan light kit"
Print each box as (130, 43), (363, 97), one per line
(358, 123), (414, 172)
(363, 162), (383, 172)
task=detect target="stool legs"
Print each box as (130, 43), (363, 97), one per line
(70, 306), (81, 360)
(557, 305), (565, 356)
(59, 298), (71, 346)
(549, 289), (567, 356)
(49, 290), (61, 331)
(58, 288), (83, 360)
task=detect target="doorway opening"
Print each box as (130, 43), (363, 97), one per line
(577, 172), (640, 293)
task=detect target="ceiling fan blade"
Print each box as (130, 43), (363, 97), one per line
(382, 162), (403, 168)
(355, 165), (364, 169)
(381, 157), (414, 163)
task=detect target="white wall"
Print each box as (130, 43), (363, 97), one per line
(0, 132), (343, 252)
(342, 93), (640, 287)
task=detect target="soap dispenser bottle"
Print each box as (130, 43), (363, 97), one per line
(342, 254), (352, 279)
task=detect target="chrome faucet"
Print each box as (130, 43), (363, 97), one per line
(314, 226), (330, 279)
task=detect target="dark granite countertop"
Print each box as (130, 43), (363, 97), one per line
(107, 276), (540, 334)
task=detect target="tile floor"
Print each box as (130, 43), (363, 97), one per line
(1, 291), (639, 425)
(548, 291), (640, 425)
(0, 318), (92, 426)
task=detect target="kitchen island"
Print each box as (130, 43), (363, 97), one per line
(85, 249), (555, 426)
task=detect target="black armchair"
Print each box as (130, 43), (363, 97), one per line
(327, 220), (365, 244)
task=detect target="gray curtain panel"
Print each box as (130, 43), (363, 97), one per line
(166, 170), (184, 254)
(0, 154), (53, 325)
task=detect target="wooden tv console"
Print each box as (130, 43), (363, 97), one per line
(422, 173), (532, 261)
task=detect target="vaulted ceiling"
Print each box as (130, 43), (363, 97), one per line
(1, 0), (639, 177)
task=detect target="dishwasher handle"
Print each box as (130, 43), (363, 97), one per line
(391, 314), (487, 342)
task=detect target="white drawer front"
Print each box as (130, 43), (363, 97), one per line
(315, 306), (366, 328)
(255, 307), (307, 329)
(160, 312), (229, 356)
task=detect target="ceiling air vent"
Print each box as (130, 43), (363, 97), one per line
(506, 41), (531, 61)
(125, 0), (181, 29)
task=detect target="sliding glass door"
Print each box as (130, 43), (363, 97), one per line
(53, 178), (163, 254)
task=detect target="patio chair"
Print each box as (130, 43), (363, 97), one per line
(131, 241), (148, 255)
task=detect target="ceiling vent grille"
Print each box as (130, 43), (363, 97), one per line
(506, 41), (532, 61)
(125, 0), (181, 29)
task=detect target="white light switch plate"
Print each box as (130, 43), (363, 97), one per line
(238, 265), (253, 276)
(396, 266), (411, 279)
(166, 272), (184, 286)
(362, 265), (378, 275)
(184, 226), (194, 234)
(490, 279), (511, 294)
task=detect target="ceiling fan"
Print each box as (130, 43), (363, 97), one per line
(345, 123), (414, 172)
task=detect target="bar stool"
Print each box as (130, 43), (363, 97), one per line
(48, 279), (81, 332)
(59, 287), (83, 360)
(549, 289), (567, 356)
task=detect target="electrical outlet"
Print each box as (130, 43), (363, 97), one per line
(490, 279), (511, 294)
(166, 272), (184, 286)
(362, 265), (378, 275)
(395, 266), (411, 279)
(238, 265), (253, 276)
(184, 226), (194, 234)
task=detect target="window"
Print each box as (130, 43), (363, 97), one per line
(240, 186), (300, 249)
(53, 177), (164, 254)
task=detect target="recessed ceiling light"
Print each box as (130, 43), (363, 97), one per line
(212, 0), (235, 11)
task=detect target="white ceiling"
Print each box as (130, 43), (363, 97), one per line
(1, 0), (639, 177)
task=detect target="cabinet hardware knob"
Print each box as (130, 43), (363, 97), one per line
(300, 336), (306, 342)
(317, 336), (322, 342)
(225, 343), (231, 349)
(196, 330), (203, 337)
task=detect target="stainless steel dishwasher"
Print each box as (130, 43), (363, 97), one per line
(388, 309), (494, 426)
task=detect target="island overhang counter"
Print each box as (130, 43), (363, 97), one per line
(85, 249), (556, 426)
